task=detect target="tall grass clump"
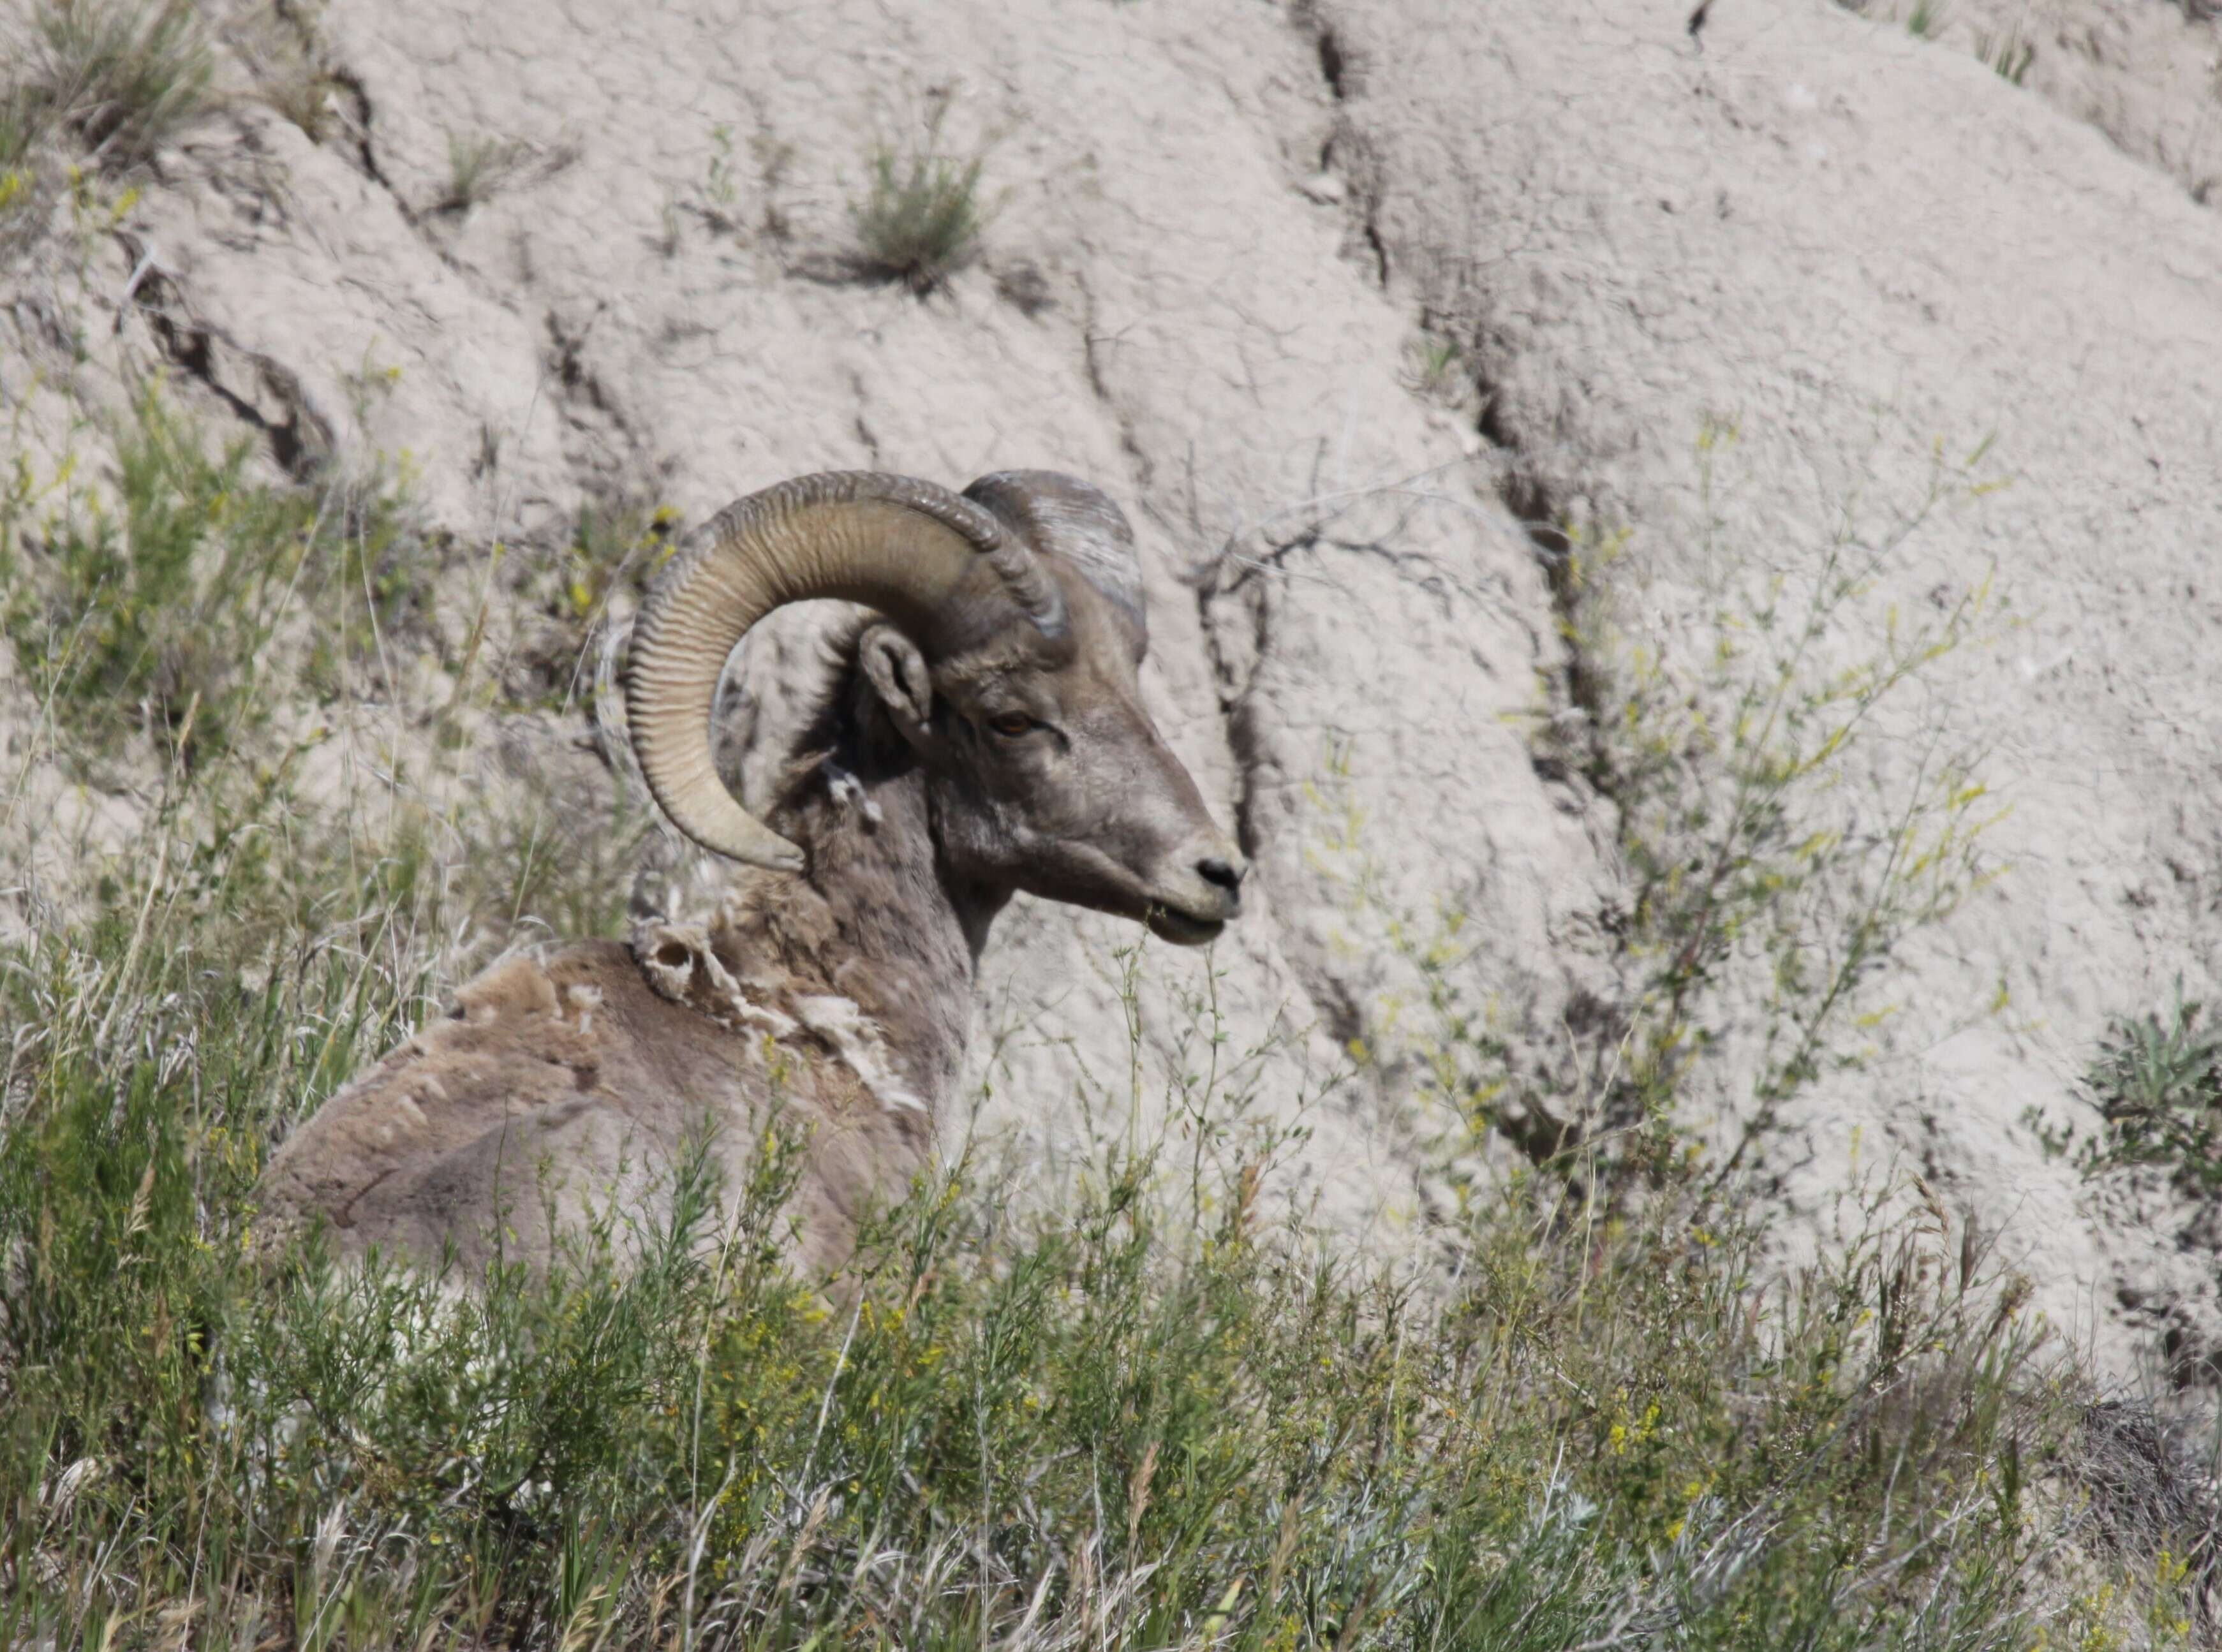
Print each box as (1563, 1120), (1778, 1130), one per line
(1978, 26), (2037, 85)
(436, 130), (533, 215)
(847, 106), (989, 293)
(7, 0), (215, 172)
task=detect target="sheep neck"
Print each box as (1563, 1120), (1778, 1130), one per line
(706, 760), (995, 1121)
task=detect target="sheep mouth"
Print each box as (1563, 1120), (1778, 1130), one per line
(1145, 906), (1226, 947)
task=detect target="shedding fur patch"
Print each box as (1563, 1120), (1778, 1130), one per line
(792, 995), (927, 1115)
(631, 922), (926, 1117)
(823, 762), (884, 824)
(632, 921), (797, 1038)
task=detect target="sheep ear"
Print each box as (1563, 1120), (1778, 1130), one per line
(858, 624), (935, 748)
(964, 471), (1148, 661)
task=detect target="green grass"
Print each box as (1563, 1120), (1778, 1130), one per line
(8, 0), (215, 172)
(1, 383), (421, 763)
(847, 108), (989, 294)
(0, 752), (2211, 1649)
(1979, 28), (2037, 87)
(438, 131), (532, 216)
(1, 417), (2213, 1648)
(0, 85), (38, 173)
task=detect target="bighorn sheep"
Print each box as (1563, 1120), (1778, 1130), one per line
(256, 471), (1247, 1275)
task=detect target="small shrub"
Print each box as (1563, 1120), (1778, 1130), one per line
(3, 387), (313, 761)
(1906, 0), (1950, 38)
(1530, 419), (2006, 1176)
(438, 128), (531, 214)
(1404, 331), (1465, 401)
(2036, 990), (2222, 1193)
(847, 107), (989, 293)
(17, 0), (216, 171)
(699, 119), (739, 230)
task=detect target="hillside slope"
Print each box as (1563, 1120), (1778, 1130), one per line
(4, 0), (2220, 1389)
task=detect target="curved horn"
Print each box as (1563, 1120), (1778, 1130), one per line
(965, 471), (1148, 654)
(626, 471), (1065, 869)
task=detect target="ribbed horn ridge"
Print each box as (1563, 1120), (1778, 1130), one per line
(964, 471), (1148, 654)
(625, 471), (1066, 869)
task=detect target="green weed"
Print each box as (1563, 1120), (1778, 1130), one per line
(0, 85), (38, 173)
(1906, 0), (1952, 40)
(847, 106), (990, 293)
(1404, 332), (1465, 402)
(2032, 989), (2222, 1195)
(1979, 27), (2038, 85)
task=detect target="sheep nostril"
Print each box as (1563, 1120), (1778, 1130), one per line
(1196, 856), (1246, 897)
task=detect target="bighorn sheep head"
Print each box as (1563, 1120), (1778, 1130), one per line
(626, 470), (1248, 945)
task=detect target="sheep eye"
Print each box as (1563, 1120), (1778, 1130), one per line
(986, 711), (1036, 738)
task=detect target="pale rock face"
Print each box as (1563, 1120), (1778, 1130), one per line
(6, 0), (2222, 1380)
(1309, 0), (2222, 1376)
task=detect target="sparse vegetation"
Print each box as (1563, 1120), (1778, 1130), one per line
(847, 107), (990, 293)
(0, 85), (37, 173)
(0, 92), (39, 247)
(700, 119), (741, 231)
(1510, 421), (2009, 1181)
(7, 0), (216, 172)
(438, 129), (533, 214)
(0, 383), (421, 763)
(2033, 989), (2222, 1195)
(1906, 0), (1952, 40)
(223, 0), (337, 142)
(1404, 331), (1466, 401)
(1979, 26), (2037, 85)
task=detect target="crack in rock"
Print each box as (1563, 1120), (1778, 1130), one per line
(1074, 270), (1152, 487)
(326, 66), (413, 223)
(116, 231), (334, 478)
(1298, 9), (1390, 290)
